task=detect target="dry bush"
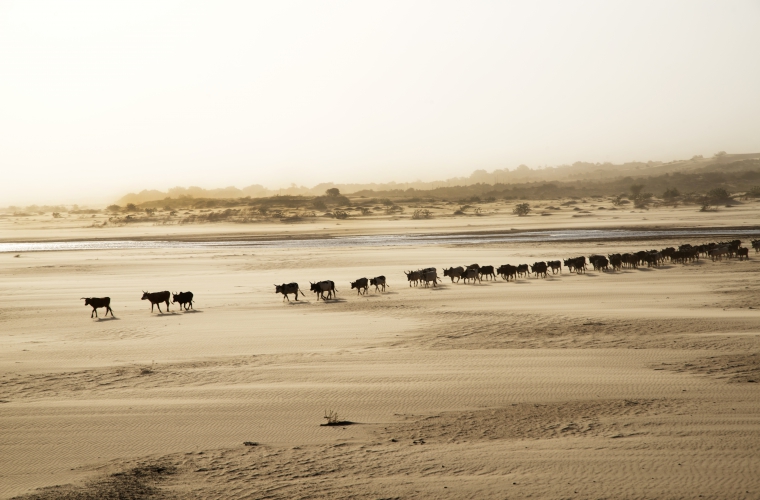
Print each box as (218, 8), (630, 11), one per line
(411, 209), (431, 219)
(321, 409), (351, 426)
(513, 203), (531, 216)
(334, 210), (349, 219)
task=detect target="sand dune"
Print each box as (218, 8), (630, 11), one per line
(2, 209), (760, 498)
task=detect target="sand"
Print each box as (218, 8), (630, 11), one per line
(1, 204), (760, 499)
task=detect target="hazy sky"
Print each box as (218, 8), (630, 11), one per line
(1, 1), (759, 205)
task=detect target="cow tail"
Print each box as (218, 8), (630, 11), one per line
(299, 288), (305, 296)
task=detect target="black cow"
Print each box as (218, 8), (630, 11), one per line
(589, 255), (609, 271)
(497, 264), (517, 281)
(141, 290), (171, 313)
(82, 297), (113, 318)
(752, 239), (760, 253)
(351, 277), (369, 295)
(404, 270), (421, 287)
(608, 254), (622, 271)
(737, 247), (750, 261)
(531, 261), (548, 278)
(420, 269), (439, 287)
(564, 256), (586, 273)
(462, 268), (481, 284)
(172, 291), (194, 310)
(310, 281), (337, 300)
(443, 266), (464, 283)
(478, 265), (496, 281)
(547, 260), (562, 274)
(370, 276), (388, 292)
(516, 264), (529, 277)
(275, 283), (305, 301)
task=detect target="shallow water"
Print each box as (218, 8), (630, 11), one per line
(1, 228), (758, 253)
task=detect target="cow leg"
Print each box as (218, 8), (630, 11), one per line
(91, 308), (96, 318)
(106, 306), (113, 317)
(156, 303), (162, 313)
(166, 300), (170, 312)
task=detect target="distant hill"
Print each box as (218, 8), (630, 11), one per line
(116, 152), (760, 205)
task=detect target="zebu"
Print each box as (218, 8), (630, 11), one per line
(82, 297), (114, 318)
(443, 266), (464, 283)
(478, 265), (496, 281)
(310, 281), (337, 300)
(350, 277), (369, 295)
(275, 283), (304, 301)
(531, 261), (548, 278)
(172, 291), (194, 310)
(141, 290), (170, 313)
(516, 264), (529, 278)
(370, 276), (388, 292)
(404, 270), (422, 287)
(460, 268), (480, 284)
(420, 269), (439, 287)
(497, 264), (517, 281)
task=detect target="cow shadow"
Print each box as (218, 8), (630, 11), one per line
(285, 300), (311, 306)
(94, 316), (120, 322)
(181, 309), (203, 313)
(150, 311), (181, 316)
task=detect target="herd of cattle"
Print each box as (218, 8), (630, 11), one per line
(274, 238), (758, 301)
(81, 238), (758, 315)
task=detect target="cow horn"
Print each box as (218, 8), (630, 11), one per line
(80, 297), (86, 300)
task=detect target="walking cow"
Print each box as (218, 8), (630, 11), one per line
(443, 266), (464, 283)
(478, 265), (496, 281)
(172, 291), (194, 310)
(141, 290), (171, 313)
(404, 270), (422, 287)
(82, 297), (114, 318)
(275, 283), (304, 301)
(497, 264), (517, 281)
(370, 276), (388, 292)
(310, 281), (337, 300)
(350, 277), (369, 295)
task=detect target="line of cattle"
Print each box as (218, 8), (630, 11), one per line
(81, 239), (759, 315)
(81, 291), (194, 318)
(274, 239), (758, 301)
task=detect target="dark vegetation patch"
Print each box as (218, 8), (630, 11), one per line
(13, 463), (177, 500)
(659, 353), (760, 383)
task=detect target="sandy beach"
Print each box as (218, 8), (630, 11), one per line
(1, 205), (759, 499)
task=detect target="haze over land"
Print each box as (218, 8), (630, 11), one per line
(2, 1), (760, 206)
